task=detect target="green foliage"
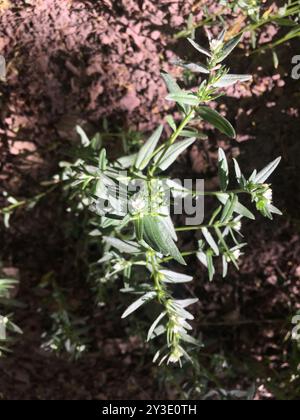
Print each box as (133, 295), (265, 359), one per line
(61, 31), (281, 366)
(176, 1), (300, 65)
(39, 275), (89, 360)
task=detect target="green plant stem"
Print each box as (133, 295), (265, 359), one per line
(148, 109), (195, 177)
(170, 187), (247, 197)
(0, 184), (59, 215)
(160, 250), (198, 263)
(175, 221), (236, 232)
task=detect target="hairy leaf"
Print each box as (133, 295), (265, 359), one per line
(143, 215), (186, 265)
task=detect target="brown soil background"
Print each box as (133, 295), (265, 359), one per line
(0, 0), (300, 400)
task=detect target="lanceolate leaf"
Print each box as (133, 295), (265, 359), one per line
(143, 215), (186, 265)
(216, 34), (243, 63)
(161, 72), (181, 94)
(233, 158), (242, 181)
(154, 137), (196, 171)
(121, 291), (156, 319)
(213, 74), (252, 88)
(103, 237), (141, 254)
(76, 125), (90, 147)
(206, 251), (215, 281)
(161, 72), (188, 113)
(147, 312), (166, 341)
(135, 125), (164, 170)
(201, 227), (219, 256)
(218, 148), (229, 191)
(115, 153), (138, 169)
(187, 38), (212, 57)
(160, 270), (193, 284)
(166, 92), (200, 106)
(254, 157), (281, 184)
(199, 106), (236, 139)
(159, 207), (177, 241)
(217, 193), (255, 220)
(173, 59), (210, 74)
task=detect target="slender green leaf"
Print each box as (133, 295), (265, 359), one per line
(154, 138), (196, 171)
(160, 270), (193, 284)
(121, 291), (156, 319)
(161, 72), (188, 113)
(233, 158), (242, 181)
(76, 125), (90, 147)
(135, 125), (163, 170)
(202, 227), (219, 256)
(218, 148), (229, 191)
(166, 92), (200, 106)
(220, 194), (238, 223)
(206, 251), (215, 281)
(180, 332), (202, 347)
(217, 193), (255, 220)
(143, 215), (186, 265)
(99, 149), (107, 171)
(213, 74), (252, 88)
(173, 59), (210, 74)
(166, 115), (176, 132)
(103, 237), (140, 254)
(222, 255), (228, 278)
(187, 38), (212, 57)
(199, 106), (236, 138)
(216, 34), (243, 63)
(115, 153), (138, 169)
(147, 312), (166, 341)
(254, 157), (281, 184)
(174, 298), (199, 308)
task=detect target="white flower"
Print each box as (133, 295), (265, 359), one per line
(0, 316), (9, 325)
(227, 249), (241, 262)
(168, 348), (183, 364)
(233, 220), (242, 232)
(263, 188), (273, 203)
(130, 197), (146, 213)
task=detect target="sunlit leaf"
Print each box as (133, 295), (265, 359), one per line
(213, 74), (252, 88)
(135, 125), (164, 170)
(160, 270), (193, 284)
(187, 38), (212, 57)
(199, 106), (236, 138)
(216, 33), (243, 63)
(218, 148), (229, 191)
(121, 291), (156, 319)
(143, 215), (186, 265)
(254, 157), (281, 184)
(166, 92), (200, 106)
(154, 137), (196, 171)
